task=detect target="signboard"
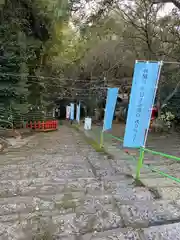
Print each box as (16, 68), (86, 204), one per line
(84, 117), (92, 130)
(70, 103), (74, 120)
(76, 103), (80, 123)
(103, 88), (119, 131)
(123, 61), (161, 148)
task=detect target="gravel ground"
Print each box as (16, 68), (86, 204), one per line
(0, 125), (180, 239)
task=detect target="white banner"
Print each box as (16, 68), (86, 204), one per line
(66, 106), (71, 119)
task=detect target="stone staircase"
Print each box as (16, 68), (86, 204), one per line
(0, 126), (180, 239)
(80, 126), (180, 239)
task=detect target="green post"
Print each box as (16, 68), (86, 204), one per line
(100, 131), (104, 148)
(136, 147), (144, 180)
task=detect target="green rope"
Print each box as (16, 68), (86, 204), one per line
(102, 131), (180, 183)
(142, 147), (180, 161)
(144, 164), (180, 183)
(81, 126), (180, 183)
(103, 132), (124, 142)
(104, 131), (180, 162)
(123, 148), (180, 184)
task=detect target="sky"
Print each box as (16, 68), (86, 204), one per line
(76, 1), (175, 20)
(159, 2), (174, 16)
(70, 1), (176, 30)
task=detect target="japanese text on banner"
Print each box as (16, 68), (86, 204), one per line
(123, 62), (161, 148)
(132, 68), (148, 143)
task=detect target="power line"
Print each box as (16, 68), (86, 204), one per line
(0, 72), (125, 83)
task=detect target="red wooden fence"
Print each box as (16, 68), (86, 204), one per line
(26, 120), (58, 131)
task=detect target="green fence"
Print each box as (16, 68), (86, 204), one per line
(102, 132), (180, 183)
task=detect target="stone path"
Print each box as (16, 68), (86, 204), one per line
(91, 124), (180, 180)
(80, 125), (180, 239)
(0, 126), (180, 239)
(109, 123), (180, 178)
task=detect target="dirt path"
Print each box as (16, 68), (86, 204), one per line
(0, 125), (180, 239)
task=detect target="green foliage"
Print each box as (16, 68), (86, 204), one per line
(0, 14), (28, 124)
(1, 0), (180, 127)
(0, 0), (74, 126)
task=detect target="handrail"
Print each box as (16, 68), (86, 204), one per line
(142, 147), (180, 161)
(104, 131), (180, 161)
(102, 131), (180, 183)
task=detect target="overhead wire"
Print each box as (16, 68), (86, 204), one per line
(0, 72), (124, 84)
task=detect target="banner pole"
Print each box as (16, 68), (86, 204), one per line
(143, 61), (163, 146)
(135, 61), (163, 181)
(136, 147), (144, 180)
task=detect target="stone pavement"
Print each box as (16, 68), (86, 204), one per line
(83, 125), (180, 189)
(0, 125), (180, 239)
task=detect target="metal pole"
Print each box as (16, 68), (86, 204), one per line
(136, 60), (158, 63)
(100, 130), (104, 148)
(135, 60), (163, 181)
(136, 60), (180, 65)
(136, 147), (145, 180)
(143, 61), (163, 147)
(163, 61), (180, 65)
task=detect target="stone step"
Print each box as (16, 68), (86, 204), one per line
(139, 172), (166, 179)
(144, 159), (175, 166)
(0, 158), (87, 167)
(149, 164), (180, 174)
(80, 217), (180, 240)
(0, 167), (94, 180)
(0, 202), (124, 237)
(0, 212), (121, 239)
(1, 201), (179, 239)
(0, 190), (171, 220)
(143, 222), (180, 240)
(118, 199), (180, 228)
(0, 162), (89, 175)
(0, 176), (152, 202)
(0, 177), (100, 198)
(140, 177), (180, 187)
(81, 227), (141, 240)
(157, 186), (180, 200)
(0, 194), (81, 216)
(0, 191), (118, 216)
(113, 186), (154, 201)
(2, 153), (88, 161)
(95, 169), (131, 180)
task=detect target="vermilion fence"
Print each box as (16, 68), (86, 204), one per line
(26, 120), (58, 131)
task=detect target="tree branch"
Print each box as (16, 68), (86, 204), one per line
(161, 80), (180, 109)
(153, 0), (180, 10)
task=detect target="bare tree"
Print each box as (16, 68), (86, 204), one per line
(153, 0), (180, 10)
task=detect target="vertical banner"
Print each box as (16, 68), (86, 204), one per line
(66, 106), (71, 119)
(103, 88), (119, 131)
(76, 103), (80, 123)
(70, 103), (74, 120)
(123, 61), (162, 148)
(53, 108), (55, 118)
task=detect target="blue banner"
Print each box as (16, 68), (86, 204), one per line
(123, 62), (161, 148)
(103, 88), (118, 131)
(76, 103), (80, 123)
(70, 103), (74, 120)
